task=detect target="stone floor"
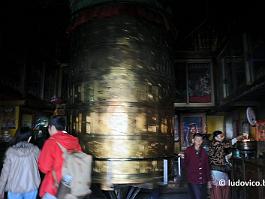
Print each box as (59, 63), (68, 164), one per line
(88, 181), (189, 199)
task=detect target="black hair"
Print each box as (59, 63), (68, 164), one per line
(212, 130), (223, 139)
(10, 127), (33, 145)
(49, 116), (66, 131)
(193, 132), (204, 139)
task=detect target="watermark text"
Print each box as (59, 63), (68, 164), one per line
(219, 179), (265, 186)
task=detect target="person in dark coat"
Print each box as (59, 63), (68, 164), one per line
(184, 133), (211, 199)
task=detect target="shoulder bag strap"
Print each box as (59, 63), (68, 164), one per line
(49, 138), (67, 188)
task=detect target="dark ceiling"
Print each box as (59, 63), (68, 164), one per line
(1, 0), (263, 67)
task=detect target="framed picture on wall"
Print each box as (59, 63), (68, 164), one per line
(174, 60), (214, 107)
(0, 106), (16, 129)
(188, 63), (212, 103)
(180, 113), (206, 149)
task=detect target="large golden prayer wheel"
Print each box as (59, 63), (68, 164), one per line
(67, 1), (175, 188)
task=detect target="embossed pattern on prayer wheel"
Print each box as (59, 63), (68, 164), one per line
(68, 3), (175, 187)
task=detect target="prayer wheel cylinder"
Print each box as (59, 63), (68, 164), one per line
(67, 2), (175, 188)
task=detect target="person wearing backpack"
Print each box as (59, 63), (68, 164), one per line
(38, 116), (82, 199)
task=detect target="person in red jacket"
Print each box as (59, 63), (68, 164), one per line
(38, 116), (82, 199)
(184, 133), (211, 199)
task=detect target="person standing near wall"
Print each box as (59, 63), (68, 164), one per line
(184, 133), (211, 199)
(0, 127), (40, 199)
(208, 130), (243, 199)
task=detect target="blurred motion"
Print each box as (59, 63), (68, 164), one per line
(67, 2), (176, 188)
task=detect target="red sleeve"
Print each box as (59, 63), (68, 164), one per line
(77, 142), (82, 151)
(38, 139), (56, 174)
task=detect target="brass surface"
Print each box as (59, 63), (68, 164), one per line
(80, 134), (173, 159)
(90, 159), (173, 184)
(69, 9), (175, 186)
